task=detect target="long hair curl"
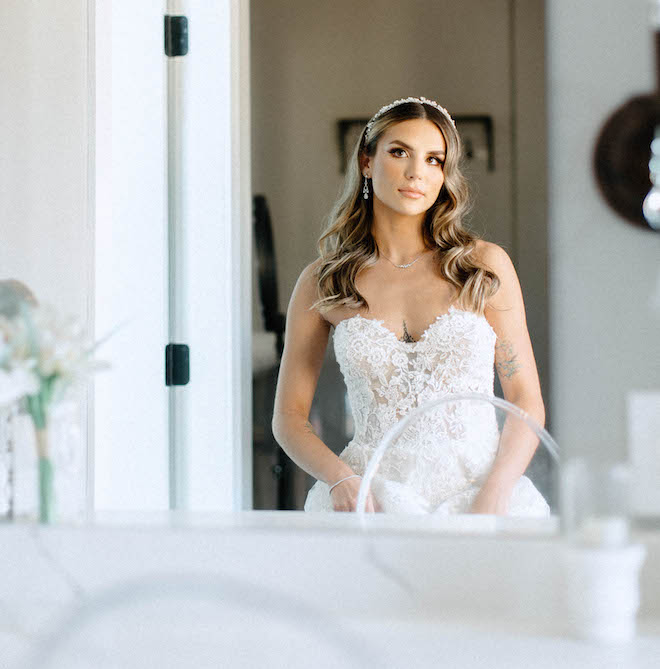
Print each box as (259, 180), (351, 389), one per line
(310, 100), (499, 316)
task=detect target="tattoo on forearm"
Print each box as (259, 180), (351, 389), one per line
(495, 338), (522, 379)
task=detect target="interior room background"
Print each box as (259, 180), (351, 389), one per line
(1, 0), (658, 513)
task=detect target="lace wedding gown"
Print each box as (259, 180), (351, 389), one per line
(304, 305), (550, 516)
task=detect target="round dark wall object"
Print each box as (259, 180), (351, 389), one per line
(593, 93), (660, 231)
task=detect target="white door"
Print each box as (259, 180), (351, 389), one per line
(93, 0), (251, 513)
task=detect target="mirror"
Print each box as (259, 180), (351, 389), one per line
(1, 0), (657, 531)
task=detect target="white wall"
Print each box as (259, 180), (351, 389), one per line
(0, 0), (91, 320)
(546, 0), (660, 463)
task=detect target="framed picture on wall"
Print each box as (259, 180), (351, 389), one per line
(336, 114), (495, 174)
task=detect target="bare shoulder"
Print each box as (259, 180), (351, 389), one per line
(289, 258), (328, 323)
(473, 239), (513, 272)
(301, 257), (323, 280)
(472, 240), (521, 311)
(294, 258), (322, 300)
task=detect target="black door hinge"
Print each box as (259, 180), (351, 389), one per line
(164, 15), (189, 57)
(165, 343), (190, 386)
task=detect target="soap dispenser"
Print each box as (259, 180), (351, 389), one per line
(559, 458), (647, 643)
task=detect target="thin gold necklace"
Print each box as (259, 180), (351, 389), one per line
(379, 248), (428, 269)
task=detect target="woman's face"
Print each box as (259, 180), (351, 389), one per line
(363, 118), (447, 216)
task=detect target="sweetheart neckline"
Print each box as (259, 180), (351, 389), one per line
(333, 305), (496, 345)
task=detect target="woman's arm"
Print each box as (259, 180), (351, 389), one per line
(271, 261), (357, 487)
(469, 241), (546, 513)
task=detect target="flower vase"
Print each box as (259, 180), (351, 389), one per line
(34, 426), (54, 523)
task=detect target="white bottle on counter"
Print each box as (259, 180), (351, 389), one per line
(560, 516), (647, 643)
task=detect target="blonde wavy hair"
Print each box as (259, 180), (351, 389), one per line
(310, 99), (500, 316)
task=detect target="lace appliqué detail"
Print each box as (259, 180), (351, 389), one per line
(304, 306), (550, 517)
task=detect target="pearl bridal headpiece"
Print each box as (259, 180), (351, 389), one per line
(364, 96), (456, 140)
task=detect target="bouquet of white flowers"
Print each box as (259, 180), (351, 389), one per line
(0, 283), (109, 522)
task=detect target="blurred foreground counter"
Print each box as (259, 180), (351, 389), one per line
(0, 511), (659, 668)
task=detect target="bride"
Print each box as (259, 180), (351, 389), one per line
(271, 96), (549, 517)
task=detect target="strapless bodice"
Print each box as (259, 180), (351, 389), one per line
(332, 305), (497, 448)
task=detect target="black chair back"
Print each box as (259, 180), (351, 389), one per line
(253, 194), (286, 359)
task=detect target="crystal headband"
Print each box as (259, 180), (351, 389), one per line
(365, 96), (456, 140)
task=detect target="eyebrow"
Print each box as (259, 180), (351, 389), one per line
(387, 140), (446, 156)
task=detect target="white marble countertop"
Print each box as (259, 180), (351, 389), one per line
(1, 513), (658, 668)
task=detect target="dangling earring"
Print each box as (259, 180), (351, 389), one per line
(363, 175), (370, 200)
